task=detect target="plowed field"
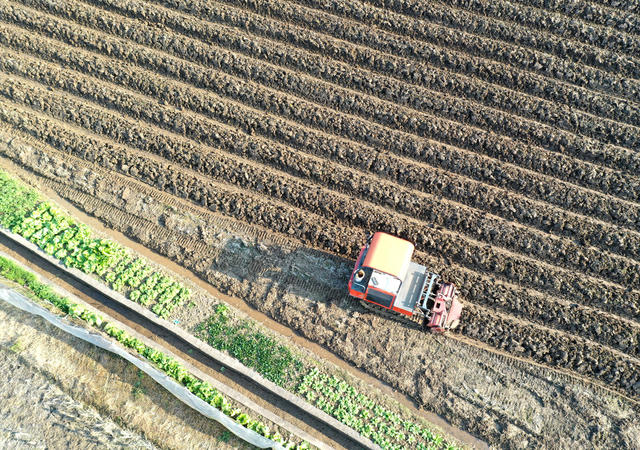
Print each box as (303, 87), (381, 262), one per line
(1, 0), (639, 447)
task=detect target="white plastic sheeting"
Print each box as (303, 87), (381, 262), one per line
(0, 285), (282, 449)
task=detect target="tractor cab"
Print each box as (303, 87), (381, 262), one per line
(348, 232), (413, 311)
(349, 232), (463, 332)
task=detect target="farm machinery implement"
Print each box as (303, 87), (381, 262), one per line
(348, 232), (463, 332)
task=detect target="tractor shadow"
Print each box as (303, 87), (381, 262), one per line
(213, 236), (424, 333)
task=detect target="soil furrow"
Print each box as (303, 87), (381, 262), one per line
(157, 0), (640, 131)
(459, 305), (640, 400)
(4, 60), (640, 295)
(2, 48), (640, 289)
(94, 0), (640, 155)
(356, 0), (640, 78)
(508, 0), (640, 33)
(8, 0), (640, 205)
(221, 0), (640, 129)
(2, 92), (640, 362)
(3, 126), (640, 402)
(4, 23), (640, 251)
(289, 0), (640, 104)
(0, 39), (632, 274)
(3, 2), (639, 214)
(435, 0), (640, 55)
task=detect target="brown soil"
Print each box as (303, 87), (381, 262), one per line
(3, 140), (640, 449)
(0, 0), (639, 447)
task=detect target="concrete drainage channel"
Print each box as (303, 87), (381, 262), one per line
(0, 228), (378, 450)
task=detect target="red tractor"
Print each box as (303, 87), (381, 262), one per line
(348, 232), (463, 332)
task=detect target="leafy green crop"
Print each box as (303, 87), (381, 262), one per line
(296, 368), (456, 449)
(0, 171), (40, 229)
(196, 304), (303, 387)
(0, 169), (189, 318)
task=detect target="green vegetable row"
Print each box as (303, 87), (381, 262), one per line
(297, 368), (452, 450)
(196, 303), (304, 387)
(197, 305), (457, 449)
(0, 170), (189, 318)
(0, 253), (306, 448)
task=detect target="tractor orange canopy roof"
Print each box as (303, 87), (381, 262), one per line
(363, 232), (414, 281)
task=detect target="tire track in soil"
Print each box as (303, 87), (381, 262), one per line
(3, 46), (640, 289)
(7, 0), (640, 204)
(21, 168), (544, 448)
(4, 23), (640, 255)
(2, 111), (640, 403)
(3, 74), (640, 328)
(3, 129), (640, 407)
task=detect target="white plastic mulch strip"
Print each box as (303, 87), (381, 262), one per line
(0, 285), (282, 449)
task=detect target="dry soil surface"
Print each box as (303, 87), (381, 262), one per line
(3, 145), (640, 449)
(1, 0), (640, 447)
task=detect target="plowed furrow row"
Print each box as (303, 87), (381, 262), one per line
(2, 117), (639, 401)
(440, 262), (640, 360)
(7, 50), (640, 292)
(372, 0), (640, 78)
(509, 0), (640, 34)
(3, 37), (640, 267)
(6, 59), (640, 293)
(286, 0), (640, 103)
(2, 90), (639, 334)
(4, 3), (639, 212)
(5, 23), (640, 248)
(157, 0), (640, 131)
(459, 306), (640, 399)
(397, 0), (640, 59)
(99, 0), (640, 153)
